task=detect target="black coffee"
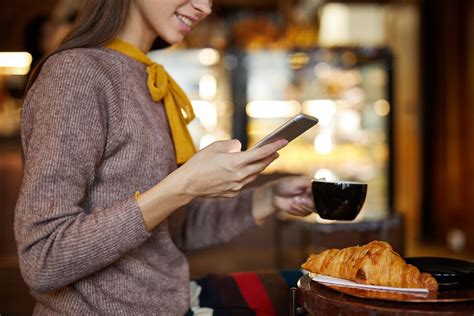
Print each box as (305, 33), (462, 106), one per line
(311, 181), (367, 220)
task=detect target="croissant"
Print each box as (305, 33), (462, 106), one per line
(301, 241), (438, 291)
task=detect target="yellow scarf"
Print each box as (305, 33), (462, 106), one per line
(105, 39), (196, 164)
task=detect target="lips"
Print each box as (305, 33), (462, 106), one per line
(175, 13), (193, 28)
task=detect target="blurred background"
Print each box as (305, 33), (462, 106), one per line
(0, 0), (473, 314)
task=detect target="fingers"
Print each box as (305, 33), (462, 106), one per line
(203, 153), (278, 198)
(294, 195), (314, 210)
(237, 152), (279, 180)
(287, 208), (312, 216)
(287, 201), (313, 216)
(223, 153), (278, 195)
(291, 197), (314, 214)
(275, 195), (314, 217)
(239, 139), (288, 165)
(212, 139), (285, 175)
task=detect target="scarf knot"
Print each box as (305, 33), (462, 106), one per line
(147, 63), (168, 102)
(106, 39), (196, 164)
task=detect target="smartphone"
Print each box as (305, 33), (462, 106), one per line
(249, 113), (319, 149)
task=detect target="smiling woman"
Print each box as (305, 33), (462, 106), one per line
(14, 0), (315, 314)
(119, 0), (212, 50)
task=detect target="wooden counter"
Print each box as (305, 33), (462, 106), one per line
(297, 274), (474, 315)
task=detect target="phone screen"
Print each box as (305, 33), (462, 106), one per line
(250, 113), (319, 149)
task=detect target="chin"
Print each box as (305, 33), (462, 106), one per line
(160, 33), (185, 46)
(169, 37), (186, 45)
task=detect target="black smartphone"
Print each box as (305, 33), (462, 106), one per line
(249, 113), (319, 149)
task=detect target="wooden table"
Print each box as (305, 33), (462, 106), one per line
(297, 274), (474, 315)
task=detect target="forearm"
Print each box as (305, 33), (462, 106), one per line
(177, 190), (257, 250)
(137, 170), (194, 231)
(251, 182), (276, 224)
(15, 198), (150, 293)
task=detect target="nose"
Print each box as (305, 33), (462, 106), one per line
(191, 0), (212, 16)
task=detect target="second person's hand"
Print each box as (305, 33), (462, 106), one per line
(251, 176), (314, 223)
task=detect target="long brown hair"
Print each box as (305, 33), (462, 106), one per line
(26, 0), (131, 93)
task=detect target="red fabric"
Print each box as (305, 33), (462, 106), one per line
(231, 272), (276, 316)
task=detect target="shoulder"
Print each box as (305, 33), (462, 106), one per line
(24, 47), (129, 116)
(40, 47), (126, 82)
(28, 47), (130, 102)
(22, 49), (120, 136)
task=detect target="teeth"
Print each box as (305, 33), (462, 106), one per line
(177, 14), (192, 27)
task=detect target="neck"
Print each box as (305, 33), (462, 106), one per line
(116, 33), (154, 53)
(116, 2), (156, 52)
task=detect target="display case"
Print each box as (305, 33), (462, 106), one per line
(235, 47), (393, 221)
(150, 46), (393, 222)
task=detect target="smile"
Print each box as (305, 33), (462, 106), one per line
(176, 13), (193, 28)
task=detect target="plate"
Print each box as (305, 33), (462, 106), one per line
(308, 273), (438, 302)
(309, 273), (430, 294)
(319, 283), (440, 302)
(405, 257), (474, 289)
(313, 279), (474, 303)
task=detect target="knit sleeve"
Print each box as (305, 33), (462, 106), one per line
(170, 189), (258, 251)
(14, 50), (151, 293)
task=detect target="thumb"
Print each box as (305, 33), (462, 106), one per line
(275, 176), (312, 195)
(210, 139), (242, 153)
(290, 176), (312, 189)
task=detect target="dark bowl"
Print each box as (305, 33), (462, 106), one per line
(311, 180), (368, 221)
(405, 256), (474, 290)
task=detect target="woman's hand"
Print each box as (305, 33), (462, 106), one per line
(252, 176), (314, 223)
(174, 139), (288, 199)
(137, 139), (287, 231)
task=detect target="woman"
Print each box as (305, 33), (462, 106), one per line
(15, 0), (314, 314)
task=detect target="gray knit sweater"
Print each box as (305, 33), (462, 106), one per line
(14, 47), (256, 315)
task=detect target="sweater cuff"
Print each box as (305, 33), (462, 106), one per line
(107, 197), (152, 256)
(234, 189), (259, 232)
